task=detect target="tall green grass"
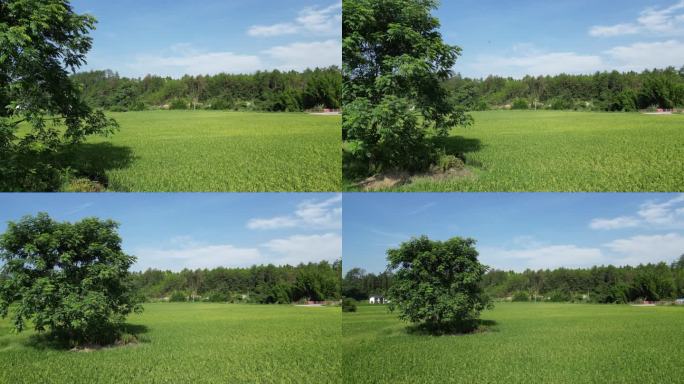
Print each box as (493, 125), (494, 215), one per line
(364, 111), (684, 192)
(343, 303), (684, 383)
(0, 303), (341, 383)
(77, 111), (341, 192)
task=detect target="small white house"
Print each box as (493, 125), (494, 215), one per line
(369, 295), (385, 304)
(676, 298), (684, 305)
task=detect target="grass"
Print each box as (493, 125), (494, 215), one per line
(353, 110), (684, 192)
(68, 111), (341, 192)
(0, 303), (341, 384)
(343, 303), (684, 383)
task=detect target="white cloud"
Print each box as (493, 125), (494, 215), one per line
(604, 233), (684, 265)
(261, 233), (342, 265)
(135, 244), (263, 271)
(263, 39), (342, 71)
(590, 23), (641, 37)
(470, 51), (605, 78)
(589, 0), (684, 37)
(247, 194), (342, 230)
(605, 40), (684, 71)
(480, 244), (606, 271)
(248, 23), (299, 37)
(637, 194), (684, 225)
(248, 2), (341, 37)
(590, 216), (641, 230)
(589, 194), (684, 230)
(131, 44), (263, 77)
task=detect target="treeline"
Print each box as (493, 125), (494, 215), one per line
(446, 67), (684, 112)
(131, 260), (341, 304)
(343, 256), (684, 304)
(71, 67), (342, 112)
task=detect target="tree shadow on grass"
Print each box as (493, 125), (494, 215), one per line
(432, 136), (484, 168)
(1, 143), (134, 192)
(58, 142), (135, 189)
(405, 319), (498, 337)
(24, 324), (150, 351)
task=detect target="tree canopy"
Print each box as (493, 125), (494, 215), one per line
(71, 67), (342, 112)
(343, 0), (472, 174)
(446, 67), (684, 112)
(130, 260), (342, 304)
(0, 213), (142, 346)
(386, 236), (491, 332)
(0, 0), (118, 191)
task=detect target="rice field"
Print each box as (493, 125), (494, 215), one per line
(0, 303), (341, 384)
(343, 302), (684, 383)
(361, 111), (684, 192)
(67, 111), (341, 192)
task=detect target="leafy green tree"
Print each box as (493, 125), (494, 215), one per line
(0, 0), (118, 190)
(386, 236), (491, 332)
(342, 298), (358, 312)
(343, 0), (472, 174)
(0, 213), (142, 346)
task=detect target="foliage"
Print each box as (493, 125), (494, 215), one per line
(0, 0), (118, 191)
(385, 236), (491, 332)
(445, 67), (684, 111)
(71, 67), (342, 112)
(511, 291), (529, 302)
(343, 303), (684, 383)
(342, 268), (393, 300)
(0, 213), (142, 346)
(342, 298), (358, 312)
(511, 98), (529, 110)
(78, 111), (341, 192)
(343, 0), (472, 175)
(131, 260), (342, 304)
(0, 303), (341, 383)
(368, 110), (684, 192)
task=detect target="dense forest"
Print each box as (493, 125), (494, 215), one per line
(130, 260), (341, 304)
(71, 67), (342, 112)
(446, 67), (684, 112)
(344, 255), (684, 304)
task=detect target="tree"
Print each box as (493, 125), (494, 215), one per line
(386, 236), (491, 333)
(0, 213), (142, 346)
(343, 0), (472, 174)
(0, 0), (118, 191)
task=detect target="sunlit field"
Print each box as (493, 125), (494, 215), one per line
(343, 303), (684, 383)
(0, 303), (341, 384)
(65, 111), (341, 192)
(366, 111), (684, 192)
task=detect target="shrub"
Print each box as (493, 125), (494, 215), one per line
(511, 98), (529, 110)
(169, 98), (188, 110)
(342, 298), (358, 312)
(431, 154), (465, 173)
(546, 290), (572, 302)
(511, 291), (529, 302)
(169, 291), (187, 302)
(205, 291), (230, 303)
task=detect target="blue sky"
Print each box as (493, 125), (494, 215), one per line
(437, 0), (684, 78)
(343, 193), (684, 273)
(71, 0), (341, 78)
(0, 193), (341, 272)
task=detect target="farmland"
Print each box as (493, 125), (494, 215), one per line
(357, 111), (684, 192)
(0, 303), (341, 384)
(343, 302), (684, 383)
(63, 111), (341, 192)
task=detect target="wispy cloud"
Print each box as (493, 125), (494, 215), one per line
(248, 2), (341, 37)
(261, 233), (342, 265)
(130, 44), (263, 77)
(480, 244), (606, 271)
(589, 0), (684, 37)
(247, 194), (342, 230)
(262, 39), (341, 71)
(604, 233), (684, 265)
(589, 194), (684, 230)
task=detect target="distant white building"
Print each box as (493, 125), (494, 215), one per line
(676, 298), (684, 305)
(369, 295), (386, 304)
